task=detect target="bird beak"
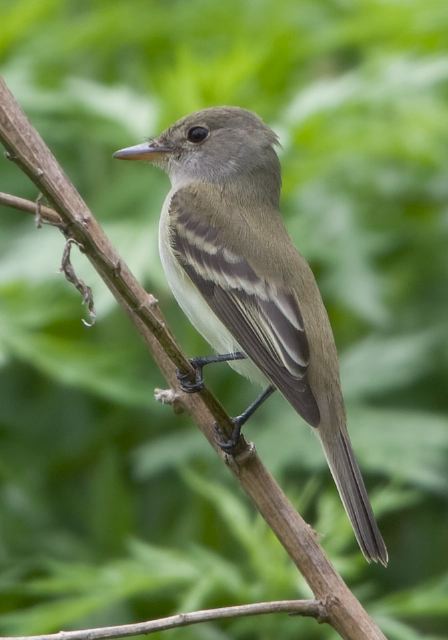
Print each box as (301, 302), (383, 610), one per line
(113, 140), (172, 161)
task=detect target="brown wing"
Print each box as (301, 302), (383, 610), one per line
(169, 191), (320, 427)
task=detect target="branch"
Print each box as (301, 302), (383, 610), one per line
(0, 76), (387, 640)
(0, 191), (62, 226)
(0, 600), (325, 640)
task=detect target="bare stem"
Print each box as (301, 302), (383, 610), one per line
(0, 77), (387, 640)
(0, 600), (325, 640)
(0, 191), (62, 226)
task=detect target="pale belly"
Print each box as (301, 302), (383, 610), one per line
(158, 192), (266, 385)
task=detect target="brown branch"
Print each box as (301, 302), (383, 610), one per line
(0, 599), (325, 640)
(0, 191), (62, 226)
(0, 76), (387, 640)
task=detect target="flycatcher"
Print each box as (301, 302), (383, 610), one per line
(114, 106), (388, 565)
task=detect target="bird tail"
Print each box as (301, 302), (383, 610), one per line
(318, 426), (388, 566)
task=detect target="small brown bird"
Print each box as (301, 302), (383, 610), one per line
(114, 106), (388, 565)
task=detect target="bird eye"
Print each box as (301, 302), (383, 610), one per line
(187, 126), (209, 143)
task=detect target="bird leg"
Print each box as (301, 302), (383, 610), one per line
(216, 385), (276, 452)
(176, 351), (246, 393)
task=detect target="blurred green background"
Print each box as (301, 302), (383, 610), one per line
(1, 0), (448, 638)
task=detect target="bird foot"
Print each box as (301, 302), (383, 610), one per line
(214, 418), (243, 453)
(176, 359), (205, 393)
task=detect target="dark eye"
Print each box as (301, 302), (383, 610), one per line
(187, 126), (209, 143)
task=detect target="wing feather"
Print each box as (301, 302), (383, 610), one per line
(169, 194), (320, 426)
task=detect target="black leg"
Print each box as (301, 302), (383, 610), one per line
(176, 352), (246, 393)
(216, 385), (276, 452)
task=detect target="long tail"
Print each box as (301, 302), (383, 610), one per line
(318, 426), (388, 566)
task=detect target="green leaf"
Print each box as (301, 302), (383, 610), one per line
(340, 331), (440, 400)
(133, 428), (212, 480)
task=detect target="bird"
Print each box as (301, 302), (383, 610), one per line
(113, 106), (388, 565)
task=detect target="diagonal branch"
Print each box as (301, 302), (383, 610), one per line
(0, 76), (387, 640)
(0, 599), (326, 640)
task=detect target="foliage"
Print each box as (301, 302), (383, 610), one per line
(0, 0), (447, 638)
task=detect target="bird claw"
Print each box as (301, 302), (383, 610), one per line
(175, 363), (205, 393)
(214, 419), (242, 453)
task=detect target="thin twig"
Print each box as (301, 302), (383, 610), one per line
(60, 238), (96, 326)
(0, 600), (325, 640)
(0, 77), (387, 640)
(0, 192), (96, 325)
(34, 192), (43, 228)
(0, 191), (62, 226)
